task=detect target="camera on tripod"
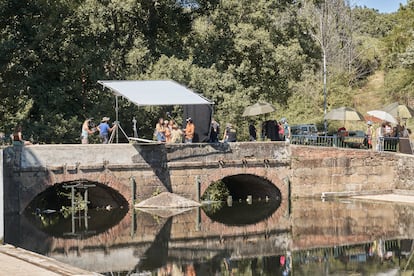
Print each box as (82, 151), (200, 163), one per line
(87, 118), (96, 131)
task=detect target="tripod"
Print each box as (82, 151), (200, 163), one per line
(109, 121), (129, 143)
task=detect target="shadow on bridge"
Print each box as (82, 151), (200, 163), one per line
(131, 144), (173, 192)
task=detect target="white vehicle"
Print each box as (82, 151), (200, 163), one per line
(291, 124), (318, 144)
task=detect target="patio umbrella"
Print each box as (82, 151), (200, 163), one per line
(382, 102), (414, 119)
(364, 115), (382, 123)
(324, 107), (364, 121)
(242, 102), (276, 117)
(366, 110), (398, 124)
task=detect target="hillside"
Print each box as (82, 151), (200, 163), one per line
(352, 70), (414, 133)
(354, 71), (386, 113)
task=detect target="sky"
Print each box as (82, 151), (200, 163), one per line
(351, 0), (408, 13)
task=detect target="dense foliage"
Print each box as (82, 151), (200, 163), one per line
(1, 0), (413, 143)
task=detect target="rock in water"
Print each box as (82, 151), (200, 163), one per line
(136, 207), (194, 218)
(135, 192), (201, 208)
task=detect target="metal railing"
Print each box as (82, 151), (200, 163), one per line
(377, 137), (399, 152)
(291, 135), (367, 149)
(291, 135), (412, 153)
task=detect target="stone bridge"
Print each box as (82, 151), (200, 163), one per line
(3, 142), (414, 214)
(3, 142), (292, 214)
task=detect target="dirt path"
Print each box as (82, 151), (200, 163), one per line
(354, 71), (385, 113)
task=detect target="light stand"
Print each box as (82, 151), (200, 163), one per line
(115, 95), (119, 143)
(109, 121), (129, 144)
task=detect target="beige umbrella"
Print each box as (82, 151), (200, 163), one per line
(324, 107), (364, 121)
(242, 102), (276, 117)
(382, 102), (414, 119)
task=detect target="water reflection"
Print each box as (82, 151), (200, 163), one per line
(23, 208), (128, 239)
(202, 200), (281, 226)
(5, 198), (414, 275)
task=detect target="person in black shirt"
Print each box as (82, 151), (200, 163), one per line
(249, 121), (257, 141)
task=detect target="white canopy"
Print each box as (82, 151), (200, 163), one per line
(98, 80), (212, 106)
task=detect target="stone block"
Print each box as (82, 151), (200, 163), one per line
(367, 174), (393, 188)
(344, 183), (362, 191)
(349, 174), (368, 185)
(349, 158), (364, 167)
(329, 175), (350, 186)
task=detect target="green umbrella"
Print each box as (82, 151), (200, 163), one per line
(382, 102), (414, 119)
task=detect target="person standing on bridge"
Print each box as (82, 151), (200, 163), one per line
(364, 121), (373, 149)
(184, 118), (195, 143)
(209, 118), (220, 143)
(223, 123), (237, 142)
(281, 118), (291, 143)
(249, 121), (257, 141)
(170, 123), (183, 143)
(12, 125), (32, 146)
(81, 118), (95, 144)
(155, 118), (166, 142)
(97, 117), (116, 144)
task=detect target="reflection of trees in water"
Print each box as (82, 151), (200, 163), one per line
(291, 199), (414, 275)
(293, 239), (414, 275)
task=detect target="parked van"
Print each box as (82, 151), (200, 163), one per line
(290, 124), (318, 144)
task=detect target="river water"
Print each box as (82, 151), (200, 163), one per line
(5, 197), (414, 275)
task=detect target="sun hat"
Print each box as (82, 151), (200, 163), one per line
(101, 117), (110, 122)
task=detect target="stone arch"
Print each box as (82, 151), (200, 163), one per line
(24, 180), (129, 239)
(200, 166), (289, 202)
(198, 166), (290, 227)
(220, 174), (281, 201)
(32, 180), (129, 209)
(20, 170), (132, 213)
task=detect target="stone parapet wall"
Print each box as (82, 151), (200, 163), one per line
(5, 144), (166, 169)
(166, 142), (290, 164)
(395, 153), (414, 191)
(290, 146), (399, 198)
(6, 142), (289, 170)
